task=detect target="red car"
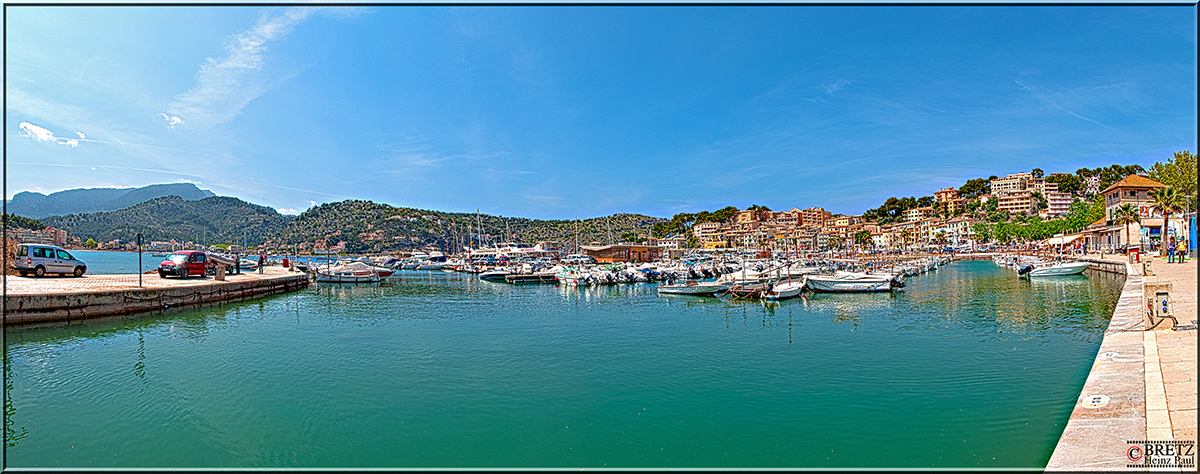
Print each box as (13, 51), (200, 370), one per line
(158, 251), (209, 278)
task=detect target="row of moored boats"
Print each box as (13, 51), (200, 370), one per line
(298, 253), (956, 300)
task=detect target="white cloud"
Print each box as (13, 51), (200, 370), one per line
(307, 200), (317, 207)
(159, 113), (184, 128)
(276, 207), (301, 215)
(76, 131), (86, 139)
(18, 121), (79, 147)
(166, 7), (341, 127)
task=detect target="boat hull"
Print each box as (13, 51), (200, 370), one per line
(805, 276), (893, 292)
(1028, 262), (1091, 277)
(657, 281), (729, 296)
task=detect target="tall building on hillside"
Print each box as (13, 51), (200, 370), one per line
(801, 207), (831, 228)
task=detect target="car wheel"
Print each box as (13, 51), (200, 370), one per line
(34, 266), (45, 277)
(18, 271), (28, 277)
(159, 271), (167, 278)
(74, 266), (85, 277)
(179, 269), (187, 279)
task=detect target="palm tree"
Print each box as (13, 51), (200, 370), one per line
(898, 229), (914, 253)
(1111, 203), (1140, 252)
(933, 231), (948, 249)
(853, 230), (873, 252)
(1150, 187), (1184, 244)
(828, 235), (844, 255)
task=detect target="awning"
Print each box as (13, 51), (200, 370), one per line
(1046, 234), (1085, 246)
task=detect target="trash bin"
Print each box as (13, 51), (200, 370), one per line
(1128, 248), (1140, 263)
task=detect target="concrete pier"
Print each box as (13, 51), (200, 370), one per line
(1046, 255), (1197, 471)
(3, 266), (310, 326)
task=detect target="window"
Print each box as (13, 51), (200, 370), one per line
(17, 246), (27, 257)
(57, 250), (72, 260)
(32, 248), (46, 258)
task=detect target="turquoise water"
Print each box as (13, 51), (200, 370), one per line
(66, 250), (174, 275)
(5, 261), (1123, 468)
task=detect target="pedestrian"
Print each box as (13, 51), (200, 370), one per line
(259, 254), (266, 273)
(1167, 238), (1177, 263)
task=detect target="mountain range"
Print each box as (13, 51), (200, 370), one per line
(6, 183), (215, 219)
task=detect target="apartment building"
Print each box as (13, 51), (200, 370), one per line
(801, 207), (831, 228)
(905, 207), (933, 222)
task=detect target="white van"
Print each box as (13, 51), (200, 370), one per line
(14, 243), (88, 277)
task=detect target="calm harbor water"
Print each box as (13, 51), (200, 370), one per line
(67, 250), (178, 275)
(5, 261), (1123, 468)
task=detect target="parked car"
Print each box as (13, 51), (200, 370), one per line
(158, 251), (210, 278)
(14, 243), (87, 277)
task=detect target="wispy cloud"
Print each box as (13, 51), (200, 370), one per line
(822, 78), (852, 95)
(17, 121), (84, 147)
(9, 161), (206, 179)
(166, 7), (361, 127)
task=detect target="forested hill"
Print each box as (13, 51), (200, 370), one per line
(41, 196), (290, 246)
(268, 200), (666, 253)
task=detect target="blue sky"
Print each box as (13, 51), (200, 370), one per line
(5, 5), (1197, 219)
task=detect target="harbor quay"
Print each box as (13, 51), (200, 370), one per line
(3, 265), (310, 326)
(1047, 255), (1196, 471)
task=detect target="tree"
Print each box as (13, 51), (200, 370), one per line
(85, 238), (97, 248)
(1032, 168), (1044, 178)
(1046, 173), (1084, 195)
(853, 230), (873, 250)
(1031, 192), (1047, 213)
(1112, 203), (1140, 251)
(1149, 151), (1196, 212)
(1149, 187), (1184, 242)
(898, 229), (914, 251)
(828, 235), (844, 250)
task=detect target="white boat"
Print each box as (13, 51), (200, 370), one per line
(657, 280), (733, 296)
(1022, 261), (1091, 277)
(479, 268), (512, 282)
(762, 279), (807, 300)
(313, 269), (381, 283)
(805, 271), (897, 293)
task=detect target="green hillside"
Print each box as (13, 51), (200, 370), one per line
(268, 200), (665, 253)
(41, 196), (290, 246)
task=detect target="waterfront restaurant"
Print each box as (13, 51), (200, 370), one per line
(580, 243), (662, 263)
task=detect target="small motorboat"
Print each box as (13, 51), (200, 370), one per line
(1019, 261), (1091, 277)
(762, 279), (807, 300)
(657, 280), (732, 296)
(312, 269), (381, 283)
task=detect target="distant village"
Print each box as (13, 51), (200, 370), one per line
(6, 167), (1192, 262)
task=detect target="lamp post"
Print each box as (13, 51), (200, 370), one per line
(135, 232), (143, 288)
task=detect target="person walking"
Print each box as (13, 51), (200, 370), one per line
(259, 254), (266, 273)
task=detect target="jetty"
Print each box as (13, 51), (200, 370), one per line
(3, 266), (310, 326)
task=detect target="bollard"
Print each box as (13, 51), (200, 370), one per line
(215, 265), (226, 281)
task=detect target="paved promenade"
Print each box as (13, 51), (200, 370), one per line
(5, 265), (300, 295)
(1142, 257), (1197, 447)
(4, 266), (309, 325)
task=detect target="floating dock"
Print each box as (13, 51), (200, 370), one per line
(3, 266), (310, 326)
